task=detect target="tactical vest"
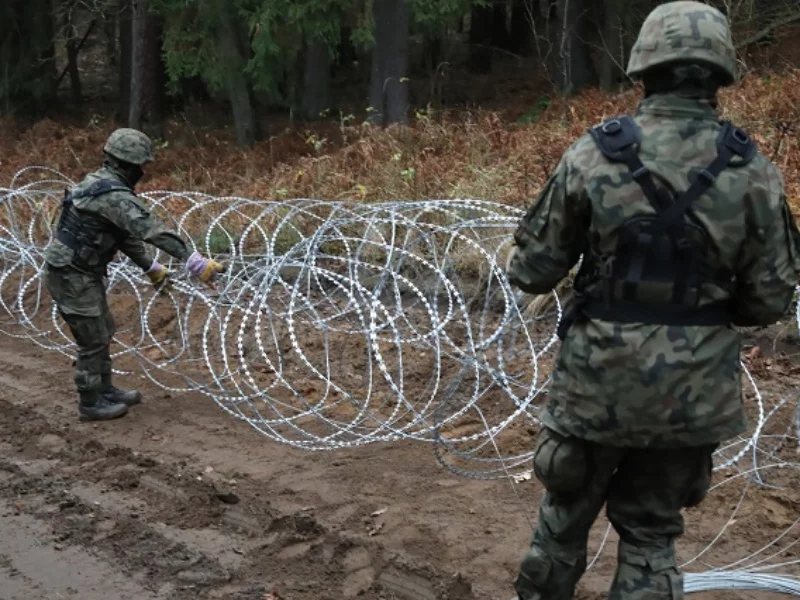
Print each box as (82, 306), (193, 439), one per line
(56, 179), (132, 273)
(556, 115), (757, 340)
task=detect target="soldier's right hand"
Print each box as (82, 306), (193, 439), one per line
(146, 260), (173, 294)
(185, 251), (226, 290)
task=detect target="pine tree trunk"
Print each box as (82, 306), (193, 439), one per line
(128, 0), (164, 136)
(65, 39), (82, 106)
(141, 11), (164, 138)
(103, 7), (117, 67)
(599, 0), (624, 91)
(421, 33), (442, 73)
(510, 0), (534, 53)
(65, 21), (82, 106)
(549, 0), (598, 94)
(128, 0), (146, 129)
(492, 2), (509, 50)
(469, 4), (493, 73)
(368, 0), (410, 127)
(337, 25), (357, 67)
(118, 0), (133, 121)
(301, 39), (332, 120)
(63, 0), (82, 108)
(217, 2), (257, 146)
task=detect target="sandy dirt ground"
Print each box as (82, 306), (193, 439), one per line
(0, 328), (797, 600)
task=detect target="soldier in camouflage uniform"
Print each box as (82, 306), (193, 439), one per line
(506, 2), (800, 598)
(44, 128), (226, 422)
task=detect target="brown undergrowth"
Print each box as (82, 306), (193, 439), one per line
(1, 70), (799, 214)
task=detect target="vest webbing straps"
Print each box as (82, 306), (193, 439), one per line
(56, 179), (131, 253)
(555, 116), (757, 338)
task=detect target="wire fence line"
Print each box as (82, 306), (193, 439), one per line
(2, 166), (800, 594)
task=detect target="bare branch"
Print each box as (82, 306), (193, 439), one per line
(735, 10), (800, 49)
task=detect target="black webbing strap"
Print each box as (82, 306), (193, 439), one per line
(582, 299), (732, 326)
(590, 117), (671, 214)
(572, 116), (759, 329)
(591, 117), (674, 301)
(56, 229), (83, 252)
(590, 117), (757, 235)
(590, 116), (757, 301)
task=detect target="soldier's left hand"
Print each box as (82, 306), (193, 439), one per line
(185, 252), (226, 290)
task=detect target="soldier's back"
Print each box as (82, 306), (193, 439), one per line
(542, 93), (791, 448)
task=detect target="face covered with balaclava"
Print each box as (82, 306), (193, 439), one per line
(104, 154), (145, 188)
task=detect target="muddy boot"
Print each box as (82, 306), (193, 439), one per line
(101, 374), (142, 406)
(78, 392), (129, 422)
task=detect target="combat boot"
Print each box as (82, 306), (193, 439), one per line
(78, 392), (128, 422)
(101, 374), (142, 406)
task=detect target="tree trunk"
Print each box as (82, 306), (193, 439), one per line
(598, 0), (624, 91)
(141, 11), (165, 138)
(118, 0), (133, 121)
(337, 25), (357, 67)
(509, 0), (534, 54)
(128, 0), (146, 129)
(425, 33), (444, 73)
(368, 0), (410, 127)
(129, 0), (165, 136)
(0, 0), (57, 115)
(217, 2), (257, 146)
(103, 6), (117, 67)
(64, 3), (82, 107)
(548, 0), (598, 95)
(492, 2), (509, 50)
(301, 39), (332, 120)
(469, 4), (493, 73)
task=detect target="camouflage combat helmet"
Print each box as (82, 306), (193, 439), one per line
(627, 1), (737, 85)
(103, 128), (154, 165)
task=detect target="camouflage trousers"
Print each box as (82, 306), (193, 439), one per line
(514, 427), (717, 600)
(45, 265), (115, 398)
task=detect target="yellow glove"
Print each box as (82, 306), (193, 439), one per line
(146, 261), (172, 293)
(185, 252), (226, 290)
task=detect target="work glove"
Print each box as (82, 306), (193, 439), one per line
(146, 260), (172, 293)
(185, 251), (226, 290)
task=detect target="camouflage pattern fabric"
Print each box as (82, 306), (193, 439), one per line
(626, 1), (736, 84)
(507, 3), (799, 598)
(45, 265), (115, 397)
(514, 426), (717, 600)
(507, 93), (800, 449)
(103, 128), (154, 165)
(44, 165), (191, 314)
(43, 162), (191, 402)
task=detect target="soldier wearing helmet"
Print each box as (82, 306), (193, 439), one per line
(507, 2), (800, 598)
(44, 127), (226, 422)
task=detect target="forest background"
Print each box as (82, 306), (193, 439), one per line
(2, 0), (800, 210)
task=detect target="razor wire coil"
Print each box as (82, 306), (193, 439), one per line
(2, 166), (800, 595)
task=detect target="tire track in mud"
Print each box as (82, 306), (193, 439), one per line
(0, 375), (477, 600)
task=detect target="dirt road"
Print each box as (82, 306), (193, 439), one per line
(0, 335), (795, 600)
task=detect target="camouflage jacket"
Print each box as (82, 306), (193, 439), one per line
(44, 165), (191, 277)
(507, 93), (800, 447)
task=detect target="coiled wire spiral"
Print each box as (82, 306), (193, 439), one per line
(2, 166), (800, 595)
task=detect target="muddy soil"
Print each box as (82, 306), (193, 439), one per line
(0, 325), (798, 600)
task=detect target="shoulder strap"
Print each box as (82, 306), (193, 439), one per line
(590, 116), (672, 213)
(590, 116), (758, 229)
(590, 117), (758, 306)
(650, 121), (757, 236)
